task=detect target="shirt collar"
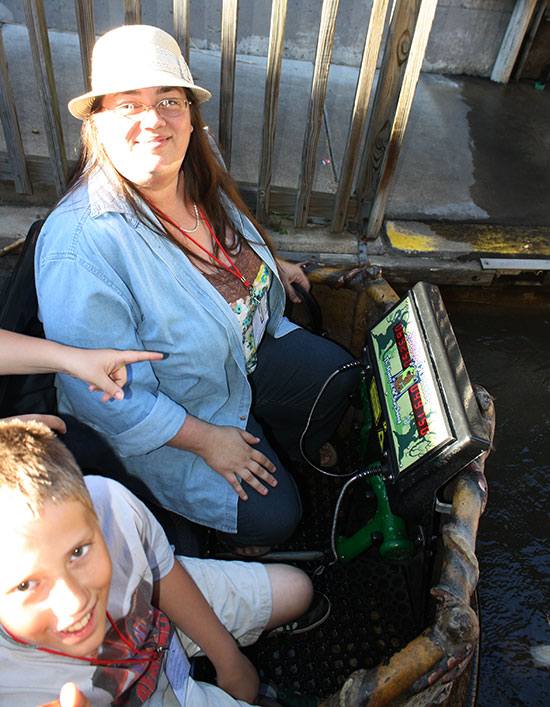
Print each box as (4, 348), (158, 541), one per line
(87, 164), (137, 221)
(86, 164), (245, 235)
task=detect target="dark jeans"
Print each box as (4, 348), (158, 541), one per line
(219, 329), (358, 548)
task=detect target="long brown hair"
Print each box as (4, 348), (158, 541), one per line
(63, 92), (273, 262)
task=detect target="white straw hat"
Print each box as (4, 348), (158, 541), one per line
(68, 24), (211, 119)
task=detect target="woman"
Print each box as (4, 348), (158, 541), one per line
(35, 24), (357, 553)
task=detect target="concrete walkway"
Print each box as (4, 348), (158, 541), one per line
(1, 22), (550, 286)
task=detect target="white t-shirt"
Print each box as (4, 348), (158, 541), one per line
(0, 476), (176, 706)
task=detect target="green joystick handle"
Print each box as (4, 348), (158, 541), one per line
(336, 474), (415, 563)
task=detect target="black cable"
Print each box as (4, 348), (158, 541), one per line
(298, 359), (367, 478)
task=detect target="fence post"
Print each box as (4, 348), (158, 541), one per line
(219, 0), (239, 169)
(124, 0), (142, 25)
(330, 0), (391, 233)
(173, 0), (191, 65)
(74, 0), (95, 92)
(0, 29), (32, 194)
(294, 0), (340, 228)
(23, 0), (68, 194)
(257, 0), (288, 224)
(363, 0), (438, 243)
(491, 0), (539, 83)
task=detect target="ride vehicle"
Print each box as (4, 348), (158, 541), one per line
(0, 228), (494, 707)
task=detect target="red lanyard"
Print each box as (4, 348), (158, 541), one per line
(146, 198), (252, 291)
(1, 611), (162, 666)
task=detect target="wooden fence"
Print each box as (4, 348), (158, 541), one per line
(0, 0), (440, 241)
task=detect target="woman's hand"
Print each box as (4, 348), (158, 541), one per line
(1, 413), (67, 434)
(168, 417), (277, 500)
(276, 259), (310, 304)
(200, 426), (277, 500)
(215, 650), (260, 704)
(37, 682), (90, 707)
(61, 348), (164, 402)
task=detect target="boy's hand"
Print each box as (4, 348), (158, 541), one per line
(38, 681), (90, 707)
(215, 650), (260, 703)
(153, 562), (260, 704)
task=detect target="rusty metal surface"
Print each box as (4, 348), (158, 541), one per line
(319, 386), (495, 706)
(300, 264), (399, 354)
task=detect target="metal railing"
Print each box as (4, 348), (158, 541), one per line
(0, 0), (439, 239)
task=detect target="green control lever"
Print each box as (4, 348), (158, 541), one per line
(336, 473), (414, 564)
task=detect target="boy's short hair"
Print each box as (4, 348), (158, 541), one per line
(0, 419), (95, 515)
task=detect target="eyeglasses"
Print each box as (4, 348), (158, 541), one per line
(109, 97), (192, 119)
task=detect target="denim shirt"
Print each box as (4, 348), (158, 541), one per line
(35, 167), (297, 532)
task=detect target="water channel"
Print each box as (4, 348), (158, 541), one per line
(443, 292), (550, 706)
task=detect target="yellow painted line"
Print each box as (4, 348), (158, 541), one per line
(386, 222), (441, 252)
(386, 221), (550, 257)
(465, 227), (550, 256)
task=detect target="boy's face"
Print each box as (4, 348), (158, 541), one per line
(0, 496), (112, 658)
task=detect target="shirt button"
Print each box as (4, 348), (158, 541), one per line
(240, 415), (246, 420)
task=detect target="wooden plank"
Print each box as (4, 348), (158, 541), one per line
(491, 0), (538, 83)
(355, 0), (421, 226)
(219, 0), (239, 169)
(366, 0), (438, 241)
(372, 253), (495, 288)
(124, 0), (142, 25)
(173, 0), (190, 64)
(23, 0), (68, 194)
(330, 0), (391, 233)
(0, 152), (360, 223)
(0, 152), (68, 187)
(74, 0), (95, 92)
(242, 182), (357, 221)
(512, 0), (548, 81)
(294, 0), (340, 228)
(0, 30), (32, 194)
(256, 0), (288, 223)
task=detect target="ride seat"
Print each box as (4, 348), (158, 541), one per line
(0, 219), (206, 557)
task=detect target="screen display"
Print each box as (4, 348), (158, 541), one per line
(370, 294), (452, 472)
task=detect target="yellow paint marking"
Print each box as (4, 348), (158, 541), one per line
(386, 222), (440, 252)
(386, 221), (550, 257)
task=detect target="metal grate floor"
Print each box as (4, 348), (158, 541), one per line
(198, 468), (422, 700)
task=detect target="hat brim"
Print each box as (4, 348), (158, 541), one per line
(68, 76), (211, 120)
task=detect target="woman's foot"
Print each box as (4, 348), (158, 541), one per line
(319, 442), (338, 468)
(231, 545), (271, 557)
(215, 532), (272, 558)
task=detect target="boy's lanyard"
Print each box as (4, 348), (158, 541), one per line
(2, 613), (189, 704)
(1, 611), (164, 666)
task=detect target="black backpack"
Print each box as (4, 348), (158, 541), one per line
(0, 219), (56, 417)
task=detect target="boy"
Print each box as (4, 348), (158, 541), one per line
(0, 420), (317, 706)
